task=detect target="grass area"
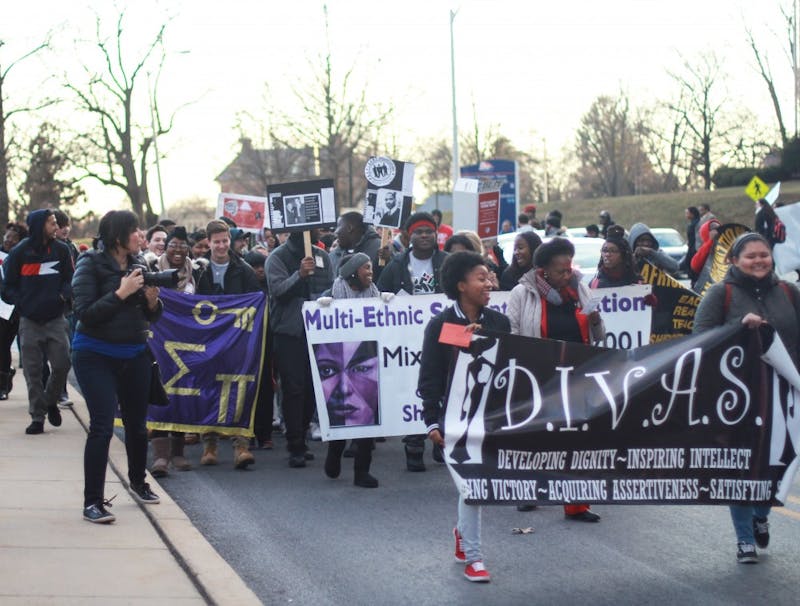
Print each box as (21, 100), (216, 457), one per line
(538, 180), (800, 235)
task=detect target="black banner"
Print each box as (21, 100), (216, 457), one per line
(443, 326), (800, 506)
(639, 261), (700, 343)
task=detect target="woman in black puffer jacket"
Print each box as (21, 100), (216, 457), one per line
(72, 210), (164, 524)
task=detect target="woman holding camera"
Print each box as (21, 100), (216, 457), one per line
(72, 210), (163, 524)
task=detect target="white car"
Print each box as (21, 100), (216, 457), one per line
(498, 232), (603, 283)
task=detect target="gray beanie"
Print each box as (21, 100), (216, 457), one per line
(338, 252), (371, 278)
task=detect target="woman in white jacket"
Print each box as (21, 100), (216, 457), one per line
(507, 237), (605, 522)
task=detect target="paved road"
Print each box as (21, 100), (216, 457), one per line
(154, 433), (800, 606)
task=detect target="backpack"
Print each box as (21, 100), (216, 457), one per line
(773, 217), (786, 244)
(723, 281), (794, 316)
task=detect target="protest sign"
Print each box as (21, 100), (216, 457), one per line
(303, 292), (511, 441)
(773, 202), (800, 276)
(444, 325), (800, 506)
(589, 284), (652, 350)
(267, 179), (337, 232)
(639, 261), (701, 342)
(460, 159), (519, 230)
(146, 289), (268, 435)
(693, 223), (750, 295)
(363, 156), (415, 229)
(216, 193), (269, 233)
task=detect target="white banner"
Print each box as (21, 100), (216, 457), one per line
(303, 292), (511, 441)
(589, 284), (653, 350)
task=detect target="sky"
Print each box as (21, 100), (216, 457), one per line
(1, 0), (794, 218)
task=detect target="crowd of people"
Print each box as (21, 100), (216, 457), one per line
(0, 193), (794, 580)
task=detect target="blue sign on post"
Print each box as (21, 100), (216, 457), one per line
(460, 159), (518, 231)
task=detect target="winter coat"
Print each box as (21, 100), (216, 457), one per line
(693, 266), (800, 368)
(628, 222), (679, 275)
(266, 234), (333, 337)
(195, 252), (261, 296)
(376, 248), (448, 295)
(507, 268), (605, 344)
(72, 249), (162, 344)
(1, 209), (74, 322)
(418, 304), (511, 432)
(328, 226), (382, 275)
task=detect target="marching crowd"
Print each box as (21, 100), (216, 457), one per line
(0, 194), (796, 581)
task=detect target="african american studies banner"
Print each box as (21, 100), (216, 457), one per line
(146, 289), (268, 436)
(639, 261), (700, 343)
(303, 292), (511, 441)
(693, 223), (750, 295)
(443, 325), (800, 506)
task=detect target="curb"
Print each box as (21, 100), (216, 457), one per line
(70, 392), (262, 606)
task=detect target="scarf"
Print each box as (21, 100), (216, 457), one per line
(330, 277), (380, 300)
(157, 253), (195, 293)
(533, 267), (583, 305)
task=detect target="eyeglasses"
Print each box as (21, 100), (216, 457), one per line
(167, 242), (189, 251)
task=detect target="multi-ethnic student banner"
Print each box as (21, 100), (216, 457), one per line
(443, 325), (800, 506)
(146, 289), (268, 436)
(694, 223), (750, 295)
(303, 292), (510, 441)
(639, 261), (701, 342)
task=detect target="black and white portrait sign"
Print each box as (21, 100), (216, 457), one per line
(363, 157), (415, 229)
(445, 325), (800, 506)
(267, 179), (337, 233)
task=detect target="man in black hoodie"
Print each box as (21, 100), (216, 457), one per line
(1, 209), (74, 434)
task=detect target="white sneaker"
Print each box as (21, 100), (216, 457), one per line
(309, 422), (322, 441)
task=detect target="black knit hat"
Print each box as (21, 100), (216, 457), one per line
(165, 226), (188, 246)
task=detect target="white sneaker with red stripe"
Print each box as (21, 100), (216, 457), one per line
(453, 527), (466, 563)
(464, 561), (491, 582)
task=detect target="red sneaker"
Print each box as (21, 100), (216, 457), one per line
(464, 561), (491, 582)
(453, 527), (466, 563)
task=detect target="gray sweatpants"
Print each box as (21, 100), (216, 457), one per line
(19, 316), (70, 422)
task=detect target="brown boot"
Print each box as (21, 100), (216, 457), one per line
(149, 437), (170, 478)
(200, 433), (218, 466)
(170, 434), (192, 471)
(233, 438), (255, 469)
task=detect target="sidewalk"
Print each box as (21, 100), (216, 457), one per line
(0, 377), (261, 605)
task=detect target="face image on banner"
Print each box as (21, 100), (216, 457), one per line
(313, 340), (380, 427)
(374, 189), (403, 228)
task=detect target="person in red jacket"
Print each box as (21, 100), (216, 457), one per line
(432, 209), (453, 250)
(690, 218), (721, 281)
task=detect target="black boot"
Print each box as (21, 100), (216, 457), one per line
(354, 439), (378, 488)
(404, 443), (426, 472)
(0, 372), (9, 400)
(325, 440), (346, 478)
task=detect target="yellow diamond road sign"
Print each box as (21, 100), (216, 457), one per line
(745, 176), (768, 202)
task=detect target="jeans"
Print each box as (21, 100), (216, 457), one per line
(457, 496), (483, 564)
(730, 504), (771, 544)
(73, 349), (151, 507)
(19, 316), (70, 422)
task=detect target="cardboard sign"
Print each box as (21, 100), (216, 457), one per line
(267, 179), (337, 233)
(453, 178), (501, 239)
(216, 193), (269, 233)
(363, 156), (415, 229)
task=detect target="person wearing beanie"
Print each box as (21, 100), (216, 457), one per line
(377, 211), (449, 472)
(628, 222), (679, 275)
(318, 252), (380, 488)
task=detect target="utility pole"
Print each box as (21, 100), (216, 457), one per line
(542, 138), (549, 205)
(450, 9), (459, 189)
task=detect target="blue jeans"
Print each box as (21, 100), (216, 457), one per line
(73, 349), (151, 507)
(730, 504), (771, 544)
(457, 497), (483, 564)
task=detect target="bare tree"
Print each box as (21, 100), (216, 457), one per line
(668, 53), (728, 190)
(24, 122), (85, 212)
(746, 25), (789, 147)
(270, 5), (392, 208)
(573, 92), (659, 197)
(65, 11), (181, 225)
(0, 38), (54, 225)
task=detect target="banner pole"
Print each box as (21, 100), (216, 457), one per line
(378, 229), (391, 266)
(303, 231), (314, 274)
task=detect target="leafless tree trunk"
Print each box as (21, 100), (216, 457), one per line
(746, 27), (788, 148)
(65, 11), (181, 226)
(0, 38), (54, 225)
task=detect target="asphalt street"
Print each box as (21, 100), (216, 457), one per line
(153, 432), (800, 606)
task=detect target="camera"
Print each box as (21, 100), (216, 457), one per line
(129, 264), (179, 288)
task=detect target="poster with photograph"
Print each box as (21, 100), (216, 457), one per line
(363, 156), (415, 229)
(266, 179), (337, 232)
(215, 193), (269, 233)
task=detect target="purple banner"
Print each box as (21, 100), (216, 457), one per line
(146, 289), (268, 436)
